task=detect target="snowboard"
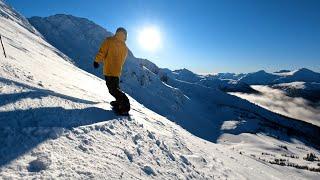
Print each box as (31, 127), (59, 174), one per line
(111, 101), (130, 116)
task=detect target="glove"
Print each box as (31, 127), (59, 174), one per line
(93, 61), (100, 69)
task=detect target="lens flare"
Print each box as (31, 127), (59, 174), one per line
(138, 27), (161, 51)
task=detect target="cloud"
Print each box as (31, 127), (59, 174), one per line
(231, 85), (320, 127)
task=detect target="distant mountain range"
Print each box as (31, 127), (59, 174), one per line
(238, 68), (320, 85)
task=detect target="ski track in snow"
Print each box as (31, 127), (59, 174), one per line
(0, 0), (320, 179)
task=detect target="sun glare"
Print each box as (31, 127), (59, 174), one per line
(138, 27), (161, 51)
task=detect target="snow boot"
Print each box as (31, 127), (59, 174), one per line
(112, 106), (129, 116)
(110, 101), (119, 107)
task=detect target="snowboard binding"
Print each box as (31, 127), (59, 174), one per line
(111, 101), (130, 116)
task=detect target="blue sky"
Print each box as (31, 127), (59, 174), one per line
(6, 0), (320, 73)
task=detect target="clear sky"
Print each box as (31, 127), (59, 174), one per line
(5, 0), (320, 73)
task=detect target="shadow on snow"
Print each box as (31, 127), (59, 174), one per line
(0, 77), (117, 166)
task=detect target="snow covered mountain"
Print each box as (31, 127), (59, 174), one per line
(171, 68), (204, 83)
(239, 68), (320, 85)
(272, 82), (320, 103)
(206, 72), (246, 81)
(28, 14), (113, 78)
(1, 1), (320, 178)
(158, 68), (256, 93)
(0, 1), (39, 36)
(239, 70), (280, 85)
(234, 69), (320, 110)
(274, 68), (320, 84)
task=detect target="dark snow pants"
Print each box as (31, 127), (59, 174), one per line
(105, 76), (130, 111)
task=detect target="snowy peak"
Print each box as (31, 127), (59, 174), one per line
(28, 14), (111, 37)
(255, 70), (267, 74)
(207, 72), (245, 80)
(275, 68), (320, 83)
(172, 68), (203, 83)
(239, 70), (279, 85)
(173, 68), (195, 74)
(274, 69), (291, 73)
(28, 14), (138, 78)
(173, 68), (197, 77)
(28, 14), (113, 77)
(131, 58), (160, 75)
(293, 68), (318, 76)
(239, 68), (320, 85)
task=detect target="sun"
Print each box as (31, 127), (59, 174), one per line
(138, 26), (161, 51)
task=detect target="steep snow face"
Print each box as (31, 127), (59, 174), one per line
(28, 14), (113, 77)
(121, 59), (188, 115)
(0, 0), (38, 35)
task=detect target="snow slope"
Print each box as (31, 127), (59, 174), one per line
(28, 14), (113, 78)
(1, 1), (320, 179)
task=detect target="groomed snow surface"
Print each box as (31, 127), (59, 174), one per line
(1, 1), (320, 179)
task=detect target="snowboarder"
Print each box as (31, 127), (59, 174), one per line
(93, 27), (130, 115)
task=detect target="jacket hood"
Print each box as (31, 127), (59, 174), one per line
(115, 31), (126, 42)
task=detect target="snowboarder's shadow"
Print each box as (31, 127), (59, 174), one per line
(0, 77), (117, 166)
(0, 106), (117, 128)
(0, 77), (97, 106)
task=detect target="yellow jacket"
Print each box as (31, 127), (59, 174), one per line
(95, 31), (128, 77)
